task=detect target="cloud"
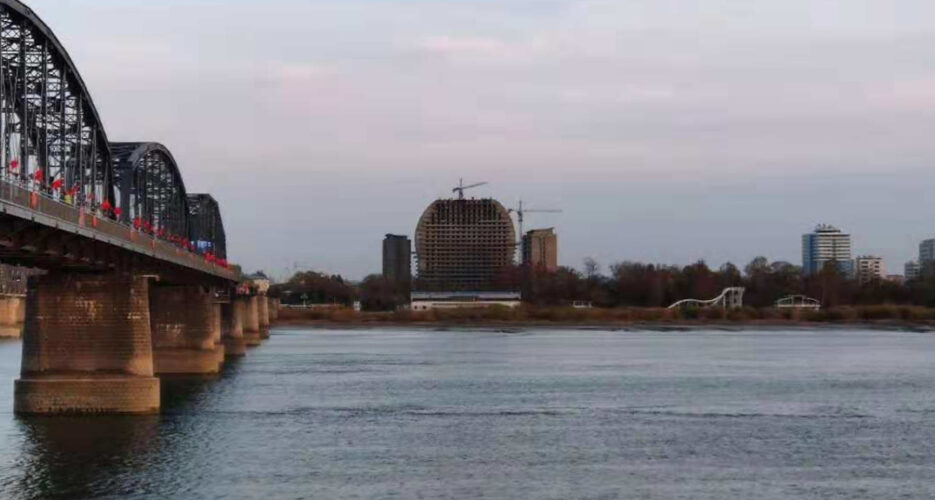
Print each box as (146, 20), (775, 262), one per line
(419, 36), (508, 55)
(268, 63), (338, 84)
(20, 0), (935, 278)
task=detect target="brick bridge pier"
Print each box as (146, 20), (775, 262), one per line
(14, 274), (277, 415)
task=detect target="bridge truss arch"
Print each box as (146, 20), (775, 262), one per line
(187, 194), (226, 260)
(0, 0), (115, 211)
(112, 142), (189, 241)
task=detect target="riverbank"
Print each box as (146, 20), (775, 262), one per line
(274, 305), (935, 330)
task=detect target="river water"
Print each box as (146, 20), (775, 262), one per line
(1, 327), (935, 499)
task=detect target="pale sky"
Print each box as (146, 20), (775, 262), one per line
(25, 0), (935, 279)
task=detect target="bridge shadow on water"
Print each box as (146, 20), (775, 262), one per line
(12, 414), (161, 498)
(8, 361), (244, 498)
(160, 357), (245, 413)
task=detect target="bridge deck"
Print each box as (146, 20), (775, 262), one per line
(0, 180), (237, 281)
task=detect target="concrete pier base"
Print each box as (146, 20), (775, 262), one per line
(258, 295), (270, 339)
(269, 298), (280, 322)
(15, 376), (160, 415)
(223, 336), (247, 356)
(150, 285), (221, 375)
(211, 303), (225, 367)
(214, 343), (226, 367)
(221, 302), (246, 357)
(153, 348), (220, 375)
(14, 274), (160, 415)
(242, 296), (262, 346)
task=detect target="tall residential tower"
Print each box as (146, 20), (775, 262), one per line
(382, 234), (412, 288)
(802, 224), (853, 276)
(920, 239), (935, 266)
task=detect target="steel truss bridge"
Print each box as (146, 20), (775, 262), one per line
(0, 0), (234, 283)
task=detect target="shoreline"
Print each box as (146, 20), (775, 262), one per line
(271, 318), (935, 332)
(271, 304), (935, 332)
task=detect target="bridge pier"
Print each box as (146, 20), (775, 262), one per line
(210, 302), (225, 368)
(241, 296), (262, 346)
(258, 295), (270, 339)
(269, 298), (280, 322)
(14, 274), (160, 415)
(150, 285), (221, 375)
(220, 302), (246, 357)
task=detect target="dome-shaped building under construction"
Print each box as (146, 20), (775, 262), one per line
(415, 198), (516, 291)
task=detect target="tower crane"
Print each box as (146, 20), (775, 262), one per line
(452, 178), (488, 199)
(509, 200), (562, 241)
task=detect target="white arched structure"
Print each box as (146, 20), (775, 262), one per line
(775, 295), (821, 311)
(668, 287), (745, 310)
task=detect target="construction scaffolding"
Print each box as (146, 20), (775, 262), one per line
(415, 198), (516, 291)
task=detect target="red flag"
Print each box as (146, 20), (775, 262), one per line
(51, 179), (63, 191)
(133, 218), (142, 229)
(34, 170), (44, 182)
(114, 207), (123, 217)
(101, 200), (112, 212)
(10, 159), (18, 170)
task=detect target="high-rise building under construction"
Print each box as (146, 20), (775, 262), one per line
(415, 198), (516, 291)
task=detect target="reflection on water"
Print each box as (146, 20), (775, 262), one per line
(2, 328), (935, 499)
(14, 416), (160, 498)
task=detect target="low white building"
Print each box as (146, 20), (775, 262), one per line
(409, 291), (521, 311)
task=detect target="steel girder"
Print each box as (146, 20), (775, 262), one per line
(111, 142), (190, 242)
(0, 0), (114, 212)
(0, 1), (229, 264)
(187, 194), (226, 260)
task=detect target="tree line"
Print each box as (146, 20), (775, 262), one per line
(268, 257), (935, 311)
(521, 257), (931, 308)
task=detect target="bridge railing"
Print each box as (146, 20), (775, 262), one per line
(0, 180), (237, 280)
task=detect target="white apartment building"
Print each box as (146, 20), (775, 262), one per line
(802, 224), (853, 276)
(855, 256), (886, 285)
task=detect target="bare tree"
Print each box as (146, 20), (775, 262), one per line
(583, 258), (601, 280)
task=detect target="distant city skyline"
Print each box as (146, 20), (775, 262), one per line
(23, 0), (935, 279)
